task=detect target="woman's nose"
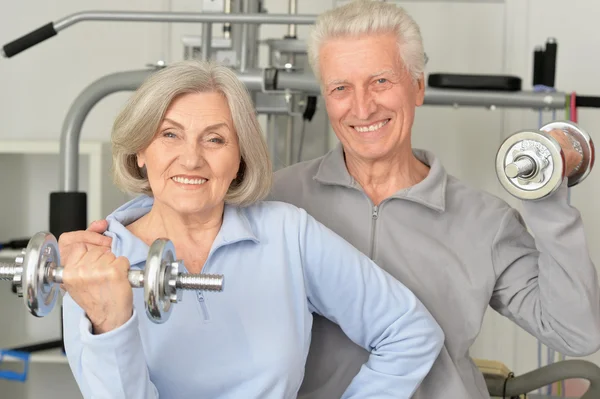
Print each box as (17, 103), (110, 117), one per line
(179, 144), (204, 169)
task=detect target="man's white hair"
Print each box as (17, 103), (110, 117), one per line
(307, 0), (426, 82)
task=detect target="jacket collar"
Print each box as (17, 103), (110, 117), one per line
(106, 196), (259, 266)
(314, 143), (447, 212)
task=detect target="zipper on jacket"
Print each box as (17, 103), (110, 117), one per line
(197, 291), (211, 321)
(369, 205), (379, 259)
(196, 254), (214, 322)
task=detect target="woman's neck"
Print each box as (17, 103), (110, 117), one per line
(127, 201), (225, 273)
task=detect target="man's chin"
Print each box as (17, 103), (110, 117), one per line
(345, 142), (395, 162)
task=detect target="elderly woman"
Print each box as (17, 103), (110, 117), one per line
(60, 60), (444, 399)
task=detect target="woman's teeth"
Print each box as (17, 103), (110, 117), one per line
(172, 177), (207, 185)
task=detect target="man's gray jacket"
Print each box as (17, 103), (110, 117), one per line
(270, 144), (600, 398)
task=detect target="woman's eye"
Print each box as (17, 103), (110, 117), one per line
(208, 137), (224, 144)
(163, 131), (177, 138)
(377, 78), (387, 84)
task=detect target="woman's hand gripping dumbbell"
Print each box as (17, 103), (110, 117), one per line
(0, 231), (224, 328)
(496, 120), (595, 200)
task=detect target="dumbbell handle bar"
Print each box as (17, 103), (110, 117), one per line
(505, 156), (536, 178)
(0, 262), (223, 291)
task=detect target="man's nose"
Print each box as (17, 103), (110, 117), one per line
(351, 89), (377, 120)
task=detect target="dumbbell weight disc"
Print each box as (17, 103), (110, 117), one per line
(144, 238), (179, 323)
(22, 232), (60, 317)
(496, 130), (565, 200)
(540, 121), (595, 187)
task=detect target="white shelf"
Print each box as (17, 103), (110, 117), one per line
(0, 139), (131, 370)
(30, 349), (68, 364)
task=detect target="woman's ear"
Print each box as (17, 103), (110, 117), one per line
(137, 152), (145, 168)
(234, 158), (245, 184)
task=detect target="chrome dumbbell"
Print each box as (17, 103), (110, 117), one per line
(496, 121), (595, 200)
(0, 232), (224, 323)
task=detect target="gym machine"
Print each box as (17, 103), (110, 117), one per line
(3, 2), (600, 397)
(481, 358), (600, 399)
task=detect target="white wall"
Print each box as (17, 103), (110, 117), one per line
(0, 0), (599, 397)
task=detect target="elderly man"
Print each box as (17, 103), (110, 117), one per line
(59, 0), (600, 398)
(271, 1), (600, 398)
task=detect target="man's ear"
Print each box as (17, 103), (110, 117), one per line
(415, 73), (425, 107)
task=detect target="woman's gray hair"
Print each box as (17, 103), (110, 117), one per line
(307, 0), (426, 82)
(111, 60), (272, 207)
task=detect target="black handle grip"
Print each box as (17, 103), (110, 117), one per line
(542, 40), (557, 88)
(49, 192), (87, 238)
(576, 95), (600, 108)
(3, 22), (57, 58)
(532, 47), (544, 86)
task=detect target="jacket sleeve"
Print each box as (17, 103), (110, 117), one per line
(296, 207), (445, 399)
(490, 179), (600, 356)
(62, 294), (160, 399)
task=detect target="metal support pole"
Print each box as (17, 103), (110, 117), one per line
(60, 70), (154, 192)
(267, 114), (279, 170)
(201, 23), (212, 61)
(239, 24), (249, 72)
(239, 0), (261, 73)
(230, 1), (243, 69)
(285, 115), (295, 167)
(283, 0), (299, 166)
(423, 87), (565, 109)
(223, 0), (232, 39)
(287, 0), (297, 38)
(54, 11), (315, 29)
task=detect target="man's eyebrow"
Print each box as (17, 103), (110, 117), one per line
(370, 69), (395, 78)
(326, 79), (349, 86)
(325, 70), (396, 86)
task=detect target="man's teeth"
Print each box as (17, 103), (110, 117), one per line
(354, 120), (389, 133)
(172, 177), (207, 185)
